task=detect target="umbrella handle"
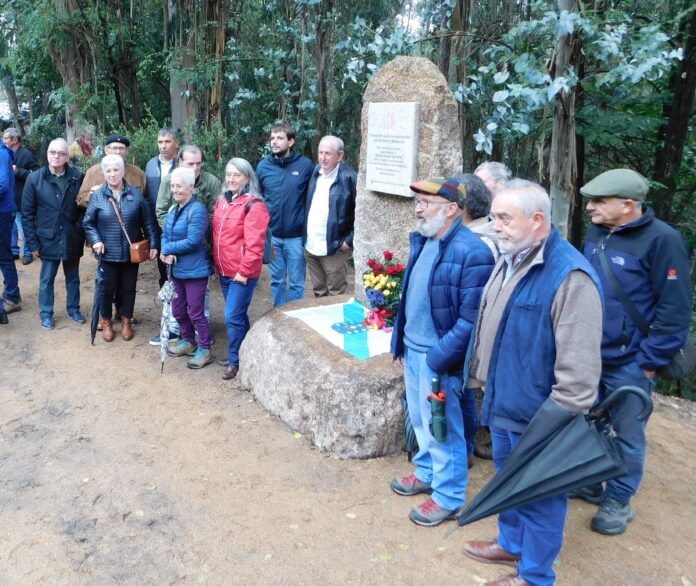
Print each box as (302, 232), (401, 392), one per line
(590, 385), (653, 422)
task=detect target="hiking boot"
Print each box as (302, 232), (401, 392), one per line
(390, 473), (432, 496)
(591, 496), (634, 535)
(150, 331), (179, 346)
(409, 497), (459, 527)
(102, 319), (114, 342)
(120, 316), (134, 341)
(3, 298), (21, 314)
(222, 365), (239, 380)
(187, 348), (212, 369)
(168, 339), (197, 357)
(569, 483), (604, 505)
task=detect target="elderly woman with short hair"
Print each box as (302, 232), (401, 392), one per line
(160, 167), (213, 369)
(212, 157), (270, 380)
(83, 154), (158, 342)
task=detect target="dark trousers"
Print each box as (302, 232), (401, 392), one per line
(171, 276), (211, 349)
(100, 261), (139, 319)
(0, 212), (20, 308)
(39, 258), (80, 318)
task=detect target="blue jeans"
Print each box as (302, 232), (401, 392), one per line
(492, 425), (568, 586)
(403, 347), (467, 511)
(39, 258), (81, 318)
(269, 236), (305, 307)
(600, 361), (655, 503)
(219, 275), (259, 366)
(11, 214), (29, 258)
(460, 387), (478, 457)
(0, 212), (21, 311)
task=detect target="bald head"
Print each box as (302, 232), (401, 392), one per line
(47, 138), (69, 174)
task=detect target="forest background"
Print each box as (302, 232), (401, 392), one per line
(0, 0), (694, 393)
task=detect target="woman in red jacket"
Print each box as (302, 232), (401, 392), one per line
(212, 157), (270, 380)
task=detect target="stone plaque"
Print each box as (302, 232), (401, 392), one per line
(365, 102), (419, 197)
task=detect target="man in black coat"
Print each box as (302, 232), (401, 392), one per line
(2, 128), (40, 264)
(21, 138), (85, 330)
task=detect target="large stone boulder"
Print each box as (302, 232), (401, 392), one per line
(238, 295), (405, 459)
(353, 56), (463, 303)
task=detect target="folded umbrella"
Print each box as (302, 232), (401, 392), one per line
(90, 254), (105, 345)
(453, 385), (651, 529)
(159, 264), (177, 373)
(401, 392), (419, 461)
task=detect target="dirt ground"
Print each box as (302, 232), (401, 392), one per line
(1, 254), (695, 586)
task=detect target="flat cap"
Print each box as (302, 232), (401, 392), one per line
(104, 133), (130, 147)
(580, 169), (649, 201)
(410, 176), (467, 208)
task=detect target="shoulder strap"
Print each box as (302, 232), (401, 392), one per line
(597, 240), (650, 335)
(244, 197), (262, 215)
(108, 197), (134, 247)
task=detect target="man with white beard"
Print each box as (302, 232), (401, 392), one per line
(390, 176), (495, 527)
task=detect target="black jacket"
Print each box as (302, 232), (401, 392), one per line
(13, 145), (40, 207)
(304, 163), (357, 256)
(21, 165), (85, 260)
(83, 182), (158, 263)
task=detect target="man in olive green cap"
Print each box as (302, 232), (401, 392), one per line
(573, 168), (692, 536)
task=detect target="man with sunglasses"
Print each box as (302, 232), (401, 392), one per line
(390, 176), (495, 527)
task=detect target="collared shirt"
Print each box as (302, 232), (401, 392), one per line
(501, 243), (539, 286)
(159, 156), (174, 177)
(305, 164), (340, 256)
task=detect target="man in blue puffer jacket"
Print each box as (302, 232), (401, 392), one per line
(256, 124), (314, 307)
(0, 141), (20, 324)
(573, 169), (693, 536)
(390, 176), (494, 527)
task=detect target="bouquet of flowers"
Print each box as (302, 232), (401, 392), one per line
(362, 250), (406, 330)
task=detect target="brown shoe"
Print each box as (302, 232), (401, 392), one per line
(102, 319), (114, 342)
(121, 316), (134, 341)
(222, 365), (239, 380)
(484, 574), (529, 586)
(97, 317), (104, 331)
(462, 539), (520, 568)
(468, 455), (475, 469)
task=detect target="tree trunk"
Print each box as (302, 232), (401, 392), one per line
(652, 3), (696, 221)
(204, 0), (227, 126)
(568, 55), (586, 249)
(548, 0), (580, 239)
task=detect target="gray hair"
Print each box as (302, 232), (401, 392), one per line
(180, 144), (203, 159)
(3, 128), (21, 140)
(457, 173), (492, 220)
(100, 154), (124, 172)
(159, 127), (179, 140)
(226, 157), (261, 195)
(320, 135), (344, 153)
(475, 161), (512, 183)
(171, 167), (195, 187)
(501, 178), (551, 224)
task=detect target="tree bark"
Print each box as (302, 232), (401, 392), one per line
(548, 0), (580, 239)
(652, 3), (696, 221)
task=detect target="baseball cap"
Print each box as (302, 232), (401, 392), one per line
(410, 176), (467, 209)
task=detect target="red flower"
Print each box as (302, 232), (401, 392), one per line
(385, 265), (395, 275)
(373, 263), (383, 274)
(367, 258), (376, 268)
(394, 263), (405, 274)
(383, 250), (394, 261)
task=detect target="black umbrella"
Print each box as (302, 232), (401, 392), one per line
(401, 392), (418, 461)
(452, 386), (651, 529)
(90, 254), (106, 345)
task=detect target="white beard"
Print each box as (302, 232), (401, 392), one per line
(416, 207), (448, 238)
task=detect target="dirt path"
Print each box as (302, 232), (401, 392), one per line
(1, 255), (695, 585)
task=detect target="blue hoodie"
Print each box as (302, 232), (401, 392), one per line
(0, 144), (16, 213)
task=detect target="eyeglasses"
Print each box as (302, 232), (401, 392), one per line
(106, 145), (127, 152)
(414, 198), (449, 209)
(48, 150), (68, 157)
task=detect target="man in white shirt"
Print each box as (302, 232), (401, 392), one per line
(303, 135), (357, 297)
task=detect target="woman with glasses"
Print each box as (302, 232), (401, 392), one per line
(212, 158), (270, 381)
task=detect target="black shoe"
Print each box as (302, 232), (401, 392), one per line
(12, 254), (19, 260)
(568, 483), (604, 505)
(21, 256), (33, 265)
(0, 311), (8, 325)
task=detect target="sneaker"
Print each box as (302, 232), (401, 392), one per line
(187, 348), (212, 369)
(409, 497), (459, 527)
(167, 339), (197, 357)
(21, 256), (33, 265)
(390, 473), (432, 496)
(3, 299), (22, 314)
(569, 483), (604, 505)
(149, 331), (180, 346)
(68, 310), (86, 324)
(591, 496), (635, 535)
(41, 315), (56, 330)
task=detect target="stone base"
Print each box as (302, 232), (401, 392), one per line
(238, 295), (405, 459)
